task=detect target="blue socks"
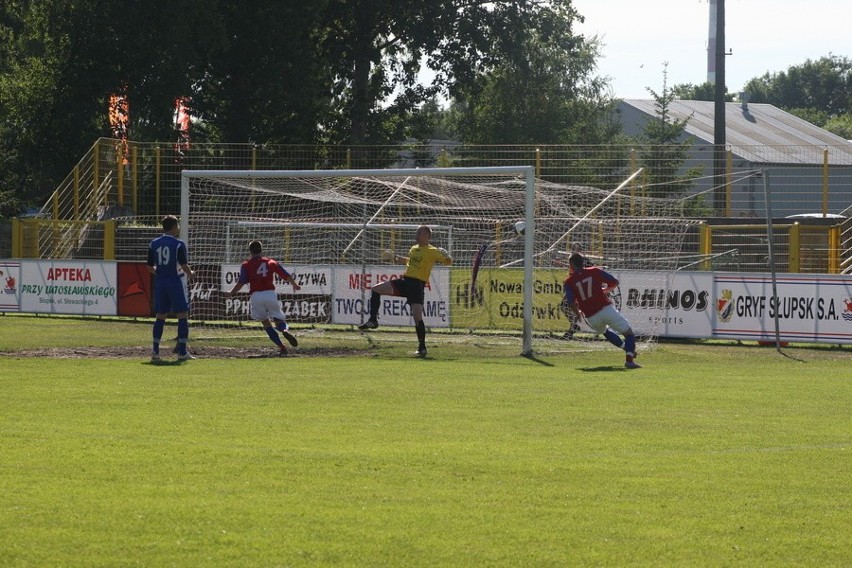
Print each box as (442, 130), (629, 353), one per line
(266, 327), (284, 347)
(152, 319), (165, 354)
(603, 330), (635, 356)
(153, 318), (190, 356)
(177, 318), (189, 356)
(604, 329), (624, 348)
(624, 334), (636, 357)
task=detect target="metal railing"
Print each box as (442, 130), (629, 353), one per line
(698, 221), (844, 274)
(12, 219), (116, 260)
(839, 205), (852, 274)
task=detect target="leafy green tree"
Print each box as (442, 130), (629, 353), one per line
(671, 81), (733, 102)
(823, 114), (852, 140)
(0, 0), (616, 204)
(193, 0), (331, 146)
(0, 0), (221, 202)
(741, 54), (851, 137)
(636, 67), (707, 213)
(315, 0), (597, 149)
(449, 29), (618, 145)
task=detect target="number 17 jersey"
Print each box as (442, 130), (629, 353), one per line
(563, 267), (619, 318)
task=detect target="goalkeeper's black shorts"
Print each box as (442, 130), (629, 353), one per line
(390, 276), (427, 305)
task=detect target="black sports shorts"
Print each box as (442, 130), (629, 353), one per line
(390, 276), (427, 305)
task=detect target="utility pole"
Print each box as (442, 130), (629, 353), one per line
(712, 0), (727, 213)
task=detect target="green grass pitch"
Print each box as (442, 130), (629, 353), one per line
(1, 315), (850, 566)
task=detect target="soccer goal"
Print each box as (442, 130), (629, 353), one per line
(180, 167), (696, 356)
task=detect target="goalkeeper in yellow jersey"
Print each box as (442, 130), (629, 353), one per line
(358, 225), (453, 357)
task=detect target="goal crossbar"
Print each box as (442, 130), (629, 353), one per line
(232, 221), (453, 231)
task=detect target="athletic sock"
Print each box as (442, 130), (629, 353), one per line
(624, 334), (636, 358)
(415, 320), (426, 347)
(177, 318), (189, 356)
(369, 291), (381, 320)
(266, 327), (284, 347)
(152, 319), (165, 354)
(604, 329), (624, 348)
(273, 318), (286, 332)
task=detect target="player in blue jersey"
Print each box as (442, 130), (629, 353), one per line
(147, 215), (195, 361)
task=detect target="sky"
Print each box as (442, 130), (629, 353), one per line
(571, 0), (851, 99)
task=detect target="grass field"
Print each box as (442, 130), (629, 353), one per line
(1, 315), (850, 566)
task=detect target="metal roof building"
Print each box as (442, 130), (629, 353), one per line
(618, 99), (852, 217)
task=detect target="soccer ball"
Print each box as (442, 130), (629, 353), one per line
(514, 220), (526, 235)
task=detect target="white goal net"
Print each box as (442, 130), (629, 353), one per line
(181, 167), (697, 355)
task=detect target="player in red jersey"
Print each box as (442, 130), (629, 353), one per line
(563, 252), (640, 369)
(560, 241), (593, 339)
(225, 240), (301, 356)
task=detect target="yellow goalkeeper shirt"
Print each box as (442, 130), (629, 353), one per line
(404, 245), (452, 282)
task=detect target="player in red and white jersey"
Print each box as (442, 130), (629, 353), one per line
(561, 241), (595, 339)
(225, 240), (301, 356)
(563, 252), (640, 369)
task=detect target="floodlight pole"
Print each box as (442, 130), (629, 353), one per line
(713, 0), (727, 213)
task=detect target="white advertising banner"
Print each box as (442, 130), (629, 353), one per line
(18, 260), (118, 315)
(614, 270), (714, 339)
(0, 261), (21, 311)
(711, 273), (852, 343)
(221, 263), (333, 295)
(333, 265), (451, 328)
(5, 258), (850, 344)
(612, 270), (852, 344)
(220, 264), (335, 322)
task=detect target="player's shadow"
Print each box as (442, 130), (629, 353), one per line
(579, 365), (633, 372)
(146, 360), (185, 366)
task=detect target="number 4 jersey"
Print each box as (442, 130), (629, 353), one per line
(239, 256), (292, 293)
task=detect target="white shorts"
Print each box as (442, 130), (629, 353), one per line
(249, 290), (287, 323)
(584, 304), (632, 335)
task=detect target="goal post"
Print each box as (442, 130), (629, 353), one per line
(181, 166), (537, 355)
(179, 166), (695, 357)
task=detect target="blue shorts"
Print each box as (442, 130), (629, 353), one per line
(153, 277), (189, 314)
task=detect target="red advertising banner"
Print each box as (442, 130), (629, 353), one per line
(117, 262), (153, 317)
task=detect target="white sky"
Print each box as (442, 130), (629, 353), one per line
(571, 0), (851, 98)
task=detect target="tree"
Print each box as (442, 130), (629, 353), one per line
(0, 0), (222, 203)
(315, 0), (597, 150)
(0, 0), (615, 205)
(192, 0), (331, 146)
(741, 55), (851, 137)
(636, 66), (707, 214)
(823, 114), (852, 140)
(448, 28), (618, 145)
(671, 81), (733, 102)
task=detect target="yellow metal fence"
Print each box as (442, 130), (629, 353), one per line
(698, 221), (844, 274)
(15, 138), (852, 273)
(40, 139), (852, 221)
